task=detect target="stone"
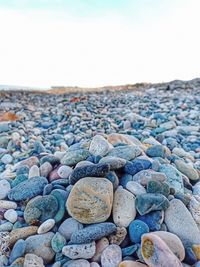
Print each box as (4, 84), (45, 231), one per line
(137, 210), (164, 231)
(51, 232), (66, 253)
(58, 165), (73, 178)
(189, 195), (200, 226)
(9, 239), (26, 264)
(0, 179), (11, 200)
(89, 135), (112, 156)
(8, 176), (48, 201)
(124, 159), (151, 176)
(126, 181), (146, 196)
(107, 133), (142, 147)
(24, 195), (58, 224)
(9, 226), (38, 245)
(70, 222), (117, 244)
(141, 233), (182, 267)
(119, 261), (148, 267)
(132, 170), (167, 186)
(113, 187), (136, 227)
(192, 244), (200, 261)
(66, 177), (113, 224)
(101, 244), (122, 267)
(164, 199), (200, 246)
(40, 161), (53, 177)
(64, 259), (90, 267)
(4, 209), (18, 223)
(146, 145), (165, 158)
(28, 165), (40, 178)
(61, 148), (90, 166)
(37, 218), (55, 234)
(25, 232), (55, 264)
(129, 219), (149, 243)
(69, 163), (110, 185)
(147, 180), (170, 197)
(175, 159), (199, 181)
(10, 257), (24, 267)
(99, 156), (126, 170)
(24, 253), (45, 267)
(91, 237), (109, 263)
(121, 245), (138, 257)
(58, 218), (83, 240)
(108, 226), (127, 245)
(62, 241), (96, 259)
(107, 145), (141, 161)
(50, 189), (66, 223)
(1, 154), (13, 164)
(14, 156), (39, 170)
(135, 193), (170, 215)
(0, 200), (17, 209)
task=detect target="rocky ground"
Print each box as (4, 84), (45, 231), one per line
(0, 82), (200, 267)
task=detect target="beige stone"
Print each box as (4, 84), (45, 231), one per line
(24, 254), (44, 267)
(119, 261), (147, 267)
(9, 226), (38, 245)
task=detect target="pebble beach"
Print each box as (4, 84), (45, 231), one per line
(0, 80), (200, 267)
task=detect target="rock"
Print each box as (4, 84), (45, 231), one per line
(40, 161), (53, 177)
(89, 135), (112, 156)
(14, 156), (39, 170)
(147, 180), (170, 197)
(1, 154), (13, 164)
(192, 244), (200, 261)
(0, 200), (17, 209)
(65, 259), (90, 267)
(10, 257), (24, 267)
(107, 145), (141, 160)
(101, 244), (122, 267)
(175, 159), (199, 181)
(189, 195), (200, 226)
(66, 177), (113, 224)
(137, 210), (164, 231)
(24, 253), (45, 267)
(69, 163), (110, 185)
(135, 193), (169, 215)
(61, 148), (90, 166)
(9, 226), (38, 245)
(108, 226), (127, 245)
(24, 195), (58, 224)
(8, 176), (48, 201)
(28, 165), (40, 178)
(58, 218), (83, 240)
(70, 222), (117, 244)
(62, 241), (96, 259)
(124, 159), (151, 175)
(141, 233), (182, 267)
(57, 165), (73, 178)
(119, 261), (148, 267)
(25, 232), (55, 264)
(132, 170), (167, 186)
(0, 179), (11, 200)
(9, 239), (26, 264)
(113, 187), (136, 227)
(51, 232), (66, 253)
(126, 181), (146, 196)
(146, 145), (165, 158)
(4, 209), (18, 223)
(107, 133), (142, 147)
(164, 199), (200, 246)
(99, 156), (126, 170)
(37, 218), (55, 234)
(91, 237), (109, 262)
(129, 219), (149, 243)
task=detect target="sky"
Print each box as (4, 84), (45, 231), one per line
(0, 0), (200, 88)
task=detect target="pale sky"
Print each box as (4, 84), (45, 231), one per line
(0, 0), (200, 88)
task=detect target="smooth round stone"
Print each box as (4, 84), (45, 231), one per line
(48, 167), (61, 182)
(124, 159), (151, 175)
(8, 176), (48, 201)
(25, 232), (55, 264)
(75, 160), (94, 168)
(61, 148), (90, 166)
(28, 165), (40, 178)
(141, 233), (182, 267)
(69, 163), (110, 185)
(107, 145), (141, 161)
(137, 210), (164, 231)
(4, 209), (18, 223)
(9, 226), (38, 245)
(24, 195), (58, 224)
(14, 156), (39, 170)
(89, 135), (112, 157)
(147, 180), (170, 197)
(40, 162), (53, 177)
(175, 159), (199, 181)
(70, 222), (117, 244)
(37, 218), (55, 234)
(129, 220), (149, 243)
(126, 181), (146, 196)
(57, 165), (73, 179)
(91, 237), (109, 262)
(0, 179), (11, 200)
(0, 221), (13, 231)
(108, 226), (127, 245)
(51, 232), (66, 253)
(40, 154), (60, 166)
(101, 244), (122, 267)
(99, 156), (126, 170)
(1, 154), (13, 164)
(119, 261), (147, 267)
(135, 193), (169, 215)
(24, 253), (45, 267)
(9, 239), (26, 264)
(66, 177), (113, 224)
(58, 218), (83, 240)
(113, 187), (136, 227)
(146, 145), (165, 158)
(65, 259), (90, 267)
(62, 241), (96, 259)
(165, 199), (200, 246)
(153, 231), (185, 261)
(132, 170), (167, 186)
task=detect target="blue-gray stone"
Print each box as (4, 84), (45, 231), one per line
(9, 239), (26, 264)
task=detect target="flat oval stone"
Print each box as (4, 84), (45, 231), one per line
(101, 244), (122, 267)
(107, 145), (141, 161)
(124, 159), (151, 175)
(40, 162), (53, 177)
(165, 199), (200, 246)
(24, 195), (58, 224)
(0, 200), (17, 209)
(58, 218), (83, 240)
(146, 145), (165, 158)
(62, 241), (96, 259)
(14, 156), (39, 170)
(4, 209), (18, 223)
(89, 135), (112, 157)
(99, 156), (126, 170)
(70, 222), (117, 244)
(129, 220), (149, 243)
(61, 149), (90, 166)
(37, 218), (55, 234)
(8, 176), (48, 201)
(69, 163), (110, 185)
(113, 187), (136, 227)
(141, 233), (182, 267)
(135, 193), (169, 215)
(57, 165), (73, 178)
(0, 179), (11, 200)
(66, 177), (113, 224)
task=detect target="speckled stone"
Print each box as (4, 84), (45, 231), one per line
(189, 195), (200, 226)
(24, 253), (45, 267)
(58, 165), (73, 178)
(89, 135), (112, 157)
(14, 156), (39, 170)
(51, 232), (66, 253)
(132, 170), (167, 186)
(8, 176), (48, 201)
(126, 181), (146, 196)
(66, 177), (113, 224)
(58, 218), (83, 240)
(9, 226), (38, 245)
(101, 244), (122, 267)
(61, 148), (90, 166)
(113, 187), (136, 227)
(62, 241), (96, 259)
(64, 259), (90, 267)
(175, 159), (199, 181)
(40, 161), (53, 177)
(107, 145), (141, 161)
(108, 227), (127, 245)
(91, 237), (109, 263)
(37, 218), (55, 234)
(0, 200), (17, 209)
(99, 156), (126, 170)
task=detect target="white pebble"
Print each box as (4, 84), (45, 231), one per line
(29, 165), (40, 178)
(0, 180), (11, 200)
(4, 209), (18, 223)
(37, 219), (55, 234)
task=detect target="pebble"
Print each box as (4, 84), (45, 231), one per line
(0, 200), (17, 209)
(99, 156), (126, 170)
(58, 165), (73, 178)
(61, 148), (90, 166)
(28, 164), (40, 178)
(101, 244), (122, 267)
(51, 232), (66, 253)
(62, 241), (96, 259)
(119, 262), (147, 267)
(9, 239), (26, 264)
(37, 218), (55, 234)
(58, 217), (83, 240)
(126, 181), (146, 196)
(89, 135), (112, 156)
(108, 226), (127, 245)
(1, 153), (13, 164)
(91, 237), (109, 262)
(0, 179), (11, 200)
(108, 145), (141, 161)
(129, 219), (149, 243)
(24, 253), (45, 267)
(4, 208), (18, 223)
(175, 159), (199, 181)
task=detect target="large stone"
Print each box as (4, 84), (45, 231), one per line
(66, 177), (113, 224)
(89, 135), (112, 156)
(24, 254), (44, 267)
(175, 159), (199, 181)
(113, 187), (136, 227)
(62, 241), (96, 259)
(107, 145), (141, 161)
(61, 148), (90, 166)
